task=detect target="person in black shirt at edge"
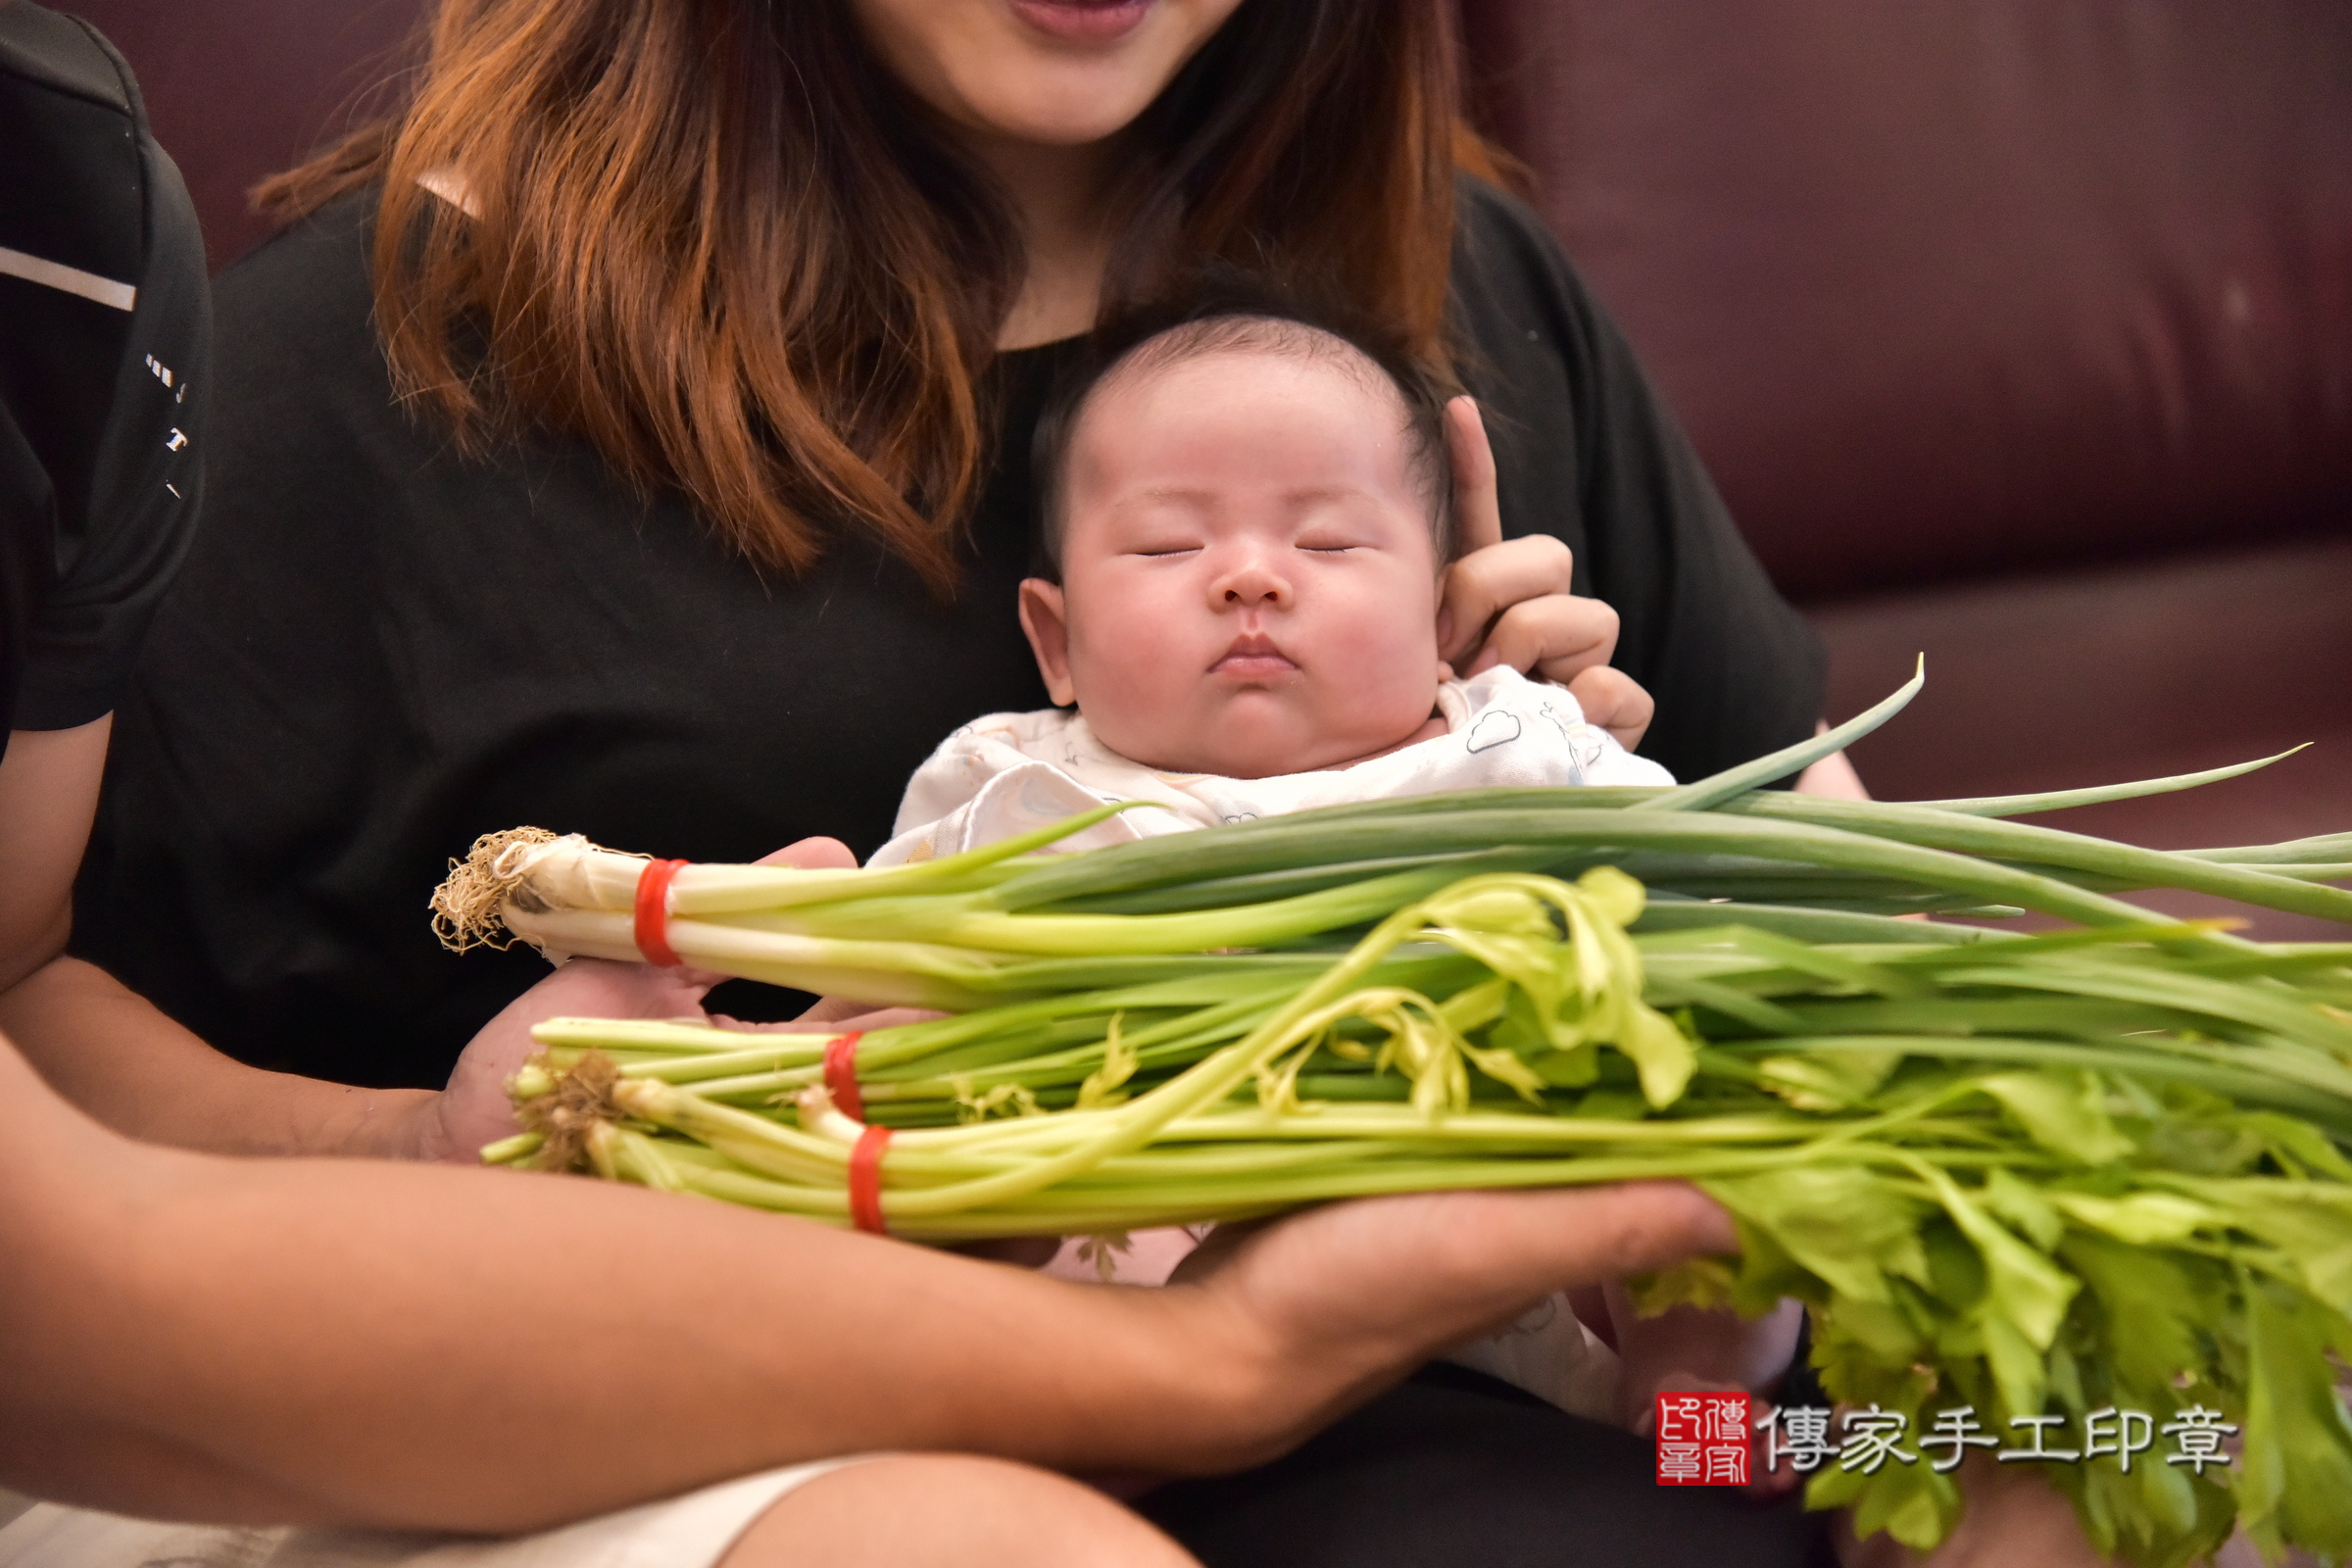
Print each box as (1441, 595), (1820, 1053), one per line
(0, 9), (1788, 1566)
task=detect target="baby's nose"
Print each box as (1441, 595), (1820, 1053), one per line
(1214, 556), (1292, 606)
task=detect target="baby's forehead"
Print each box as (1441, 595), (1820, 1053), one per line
(1067, 341), (1421, 486)
(1085, 324), (1404, 417)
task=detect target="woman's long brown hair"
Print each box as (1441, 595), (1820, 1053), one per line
(262, 1), (1498, 594)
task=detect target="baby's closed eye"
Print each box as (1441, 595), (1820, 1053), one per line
(1294, 530), (1372, 556)
(1118, 529), (1204, 559)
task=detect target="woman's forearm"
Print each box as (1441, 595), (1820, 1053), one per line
(0, 957), (436, 1157)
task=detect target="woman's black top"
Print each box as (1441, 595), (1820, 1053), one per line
(0, 3), (205, 740)
(76, 180), (1825, 1089)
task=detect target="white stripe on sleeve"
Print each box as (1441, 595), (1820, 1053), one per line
(0, 245), (137, 311)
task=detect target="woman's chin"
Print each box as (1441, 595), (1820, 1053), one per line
(947, 73), (1175, 150)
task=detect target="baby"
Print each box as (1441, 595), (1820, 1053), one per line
(869, 309), (1670, 870)
(875, 308), (1795, 1440)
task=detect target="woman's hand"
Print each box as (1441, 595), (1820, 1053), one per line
(1165, 1182), (1736, 1468)
(407, 835), (889, 1164)
(410, 956), (713, 1163)
(1436, 398), (1656, 752)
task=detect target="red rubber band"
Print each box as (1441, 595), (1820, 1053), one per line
(824, 1031), (866, 1122)
(633, 858), (689, 967)
(849, 1124), (893, 1234)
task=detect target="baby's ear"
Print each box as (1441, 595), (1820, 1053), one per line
(1018, 578), (1079, 707)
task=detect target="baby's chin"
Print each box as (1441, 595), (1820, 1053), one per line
(1105, 710), (1446, 780)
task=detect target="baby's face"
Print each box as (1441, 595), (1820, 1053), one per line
(1020, 348), (1445, 779)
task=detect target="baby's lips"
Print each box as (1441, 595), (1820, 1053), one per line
(1211, 630), (1298, 674)
(1222, 630), (1284, 654)
(1211, 653), (1300, 678)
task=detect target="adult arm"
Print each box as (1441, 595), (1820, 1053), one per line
(0, 716), (443, 1154)
(0, 719), (109, 992)
(0, 1029), (1733, 1533)
(0, 956), (438, 1155)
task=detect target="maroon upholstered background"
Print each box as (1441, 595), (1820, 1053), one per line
(63, 0), (2352, 933)
(1459, 1), (2352, 603)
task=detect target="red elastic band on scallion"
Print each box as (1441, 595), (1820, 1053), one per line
(824, 1031), (866, 1122)
(633, 858), (690, 968)
(849, 1124), (893, 1235)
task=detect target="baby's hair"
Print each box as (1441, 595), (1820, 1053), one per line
(1030, 291), (1461, 581)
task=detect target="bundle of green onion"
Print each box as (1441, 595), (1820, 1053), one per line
(439, 670), (2352, 1566)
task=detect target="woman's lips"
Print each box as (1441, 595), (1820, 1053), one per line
(1006, 0), (1153, 45)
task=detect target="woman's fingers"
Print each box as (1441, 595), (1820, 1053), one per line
(1405, 1184), (1737, 1298)
(1438, 534), (1580, 671)
(1457, 579), (1620, 683)
(1564, 664), (1655, 752)
(1433, 408), (1648, 729)
(1445, 396), (1502, 554)
(1191, 1184), (1736, 1387)
(754, 836), (858, 870)
(1435, 399), (1507, 662)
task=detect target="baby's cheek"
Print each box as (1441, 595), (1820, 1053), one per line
(1359, 666), (1445, 739)
(1067, 599), (1197, 756)
(1078, 666), (1177, 760)
(1329, 606), (1442, 728)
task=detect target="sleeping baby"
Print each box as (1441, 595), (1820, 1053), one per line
(870, 309), (1668, 869)
(866, 304), (1801, 1440)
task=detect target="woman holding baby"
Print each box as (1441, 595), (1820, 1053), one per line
(32, 0), (1906, 1562)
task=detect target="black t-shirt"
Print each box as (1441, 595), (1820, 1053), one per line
(0, 2), (205, 741)
(76, 179), (1823, 1089)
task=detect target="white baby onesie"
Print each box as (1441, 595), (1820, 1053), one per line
(869, 664), (1673, 868)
